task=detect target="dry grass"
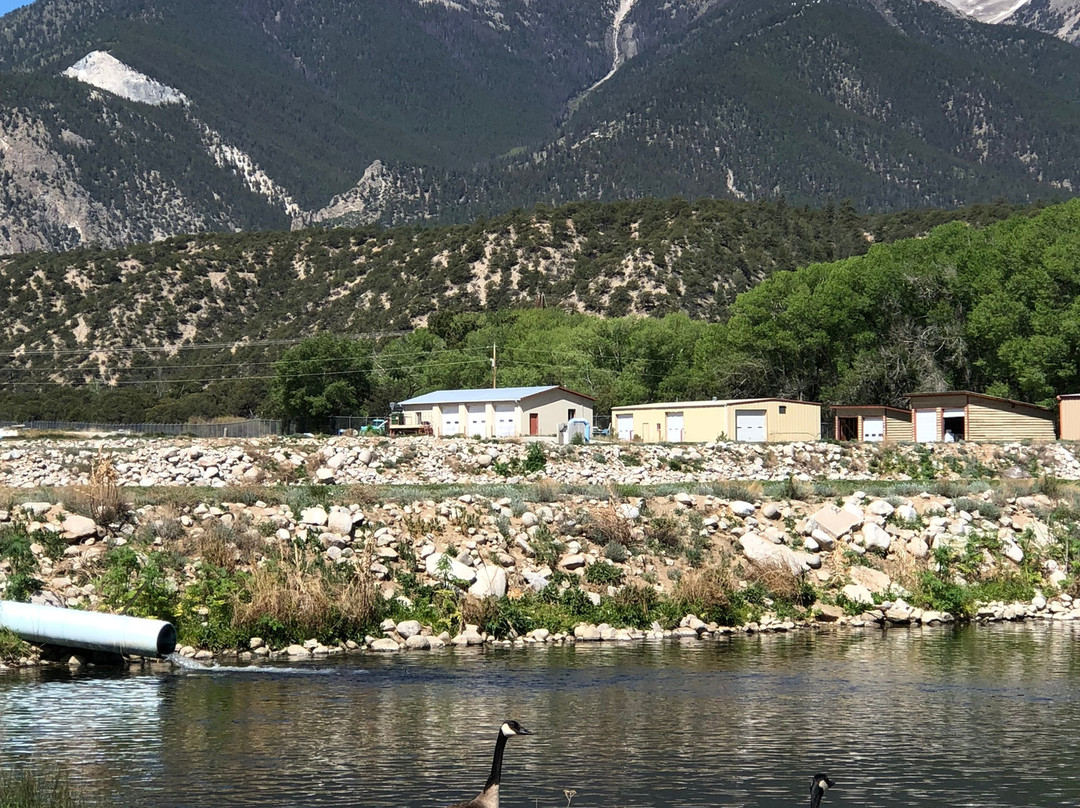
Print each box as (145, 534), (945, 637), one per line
(675, 563), (738, 612)
(530, 477), (562, 503)
(232, 544), (377, 637)
(746, 559), (804, 601)
(584, 503), (635, 548)
(64, 451), (129, 524)
(461, 594), (499, 632)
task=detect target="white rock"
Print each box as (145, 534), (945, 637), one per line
(729, 501), (756, 517)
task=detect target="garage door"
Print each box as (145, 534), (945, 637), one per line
(441, 407), (461, 436)
(915, 409), (937, 442)
(666, 412), (684, 442)
(862, 416), (884, 442)
(735, 410), (766, 442)
(467, 405), (487, 437)
(616, 414), (634, 441)
(495, 404), (516, 437)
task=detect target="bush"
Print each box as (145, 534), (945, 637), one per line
(646, 516), (682, 551)
(523, 442), (547, 473)
(584, 561), (625, 585)
(603, 541), (630, 563)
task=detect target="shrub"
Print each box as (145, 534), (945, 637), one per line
(646, 516), (683, 551)
(97, 546), (179, 621)
(584, 561), (625, 586)
(523, 442), (547, 473)
(0, 627), (29, 662)
(603, 541), (630, 563)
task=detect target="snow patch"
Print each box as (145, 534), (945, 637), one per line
(63, 51), (187, 106)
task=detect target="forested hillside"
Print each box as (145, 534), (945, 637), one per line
(2, 0), (1080, 250)
(0, 196), (1059, 424)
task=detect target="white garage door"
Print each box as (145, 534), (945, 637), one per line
(666, 412), (684, 442)
(735, 410), (767, 442)
(863, 416), (884, 442)
(915, 409), (937, 442)
(467, 405), (487, 437)
(495, 404), (516, 437)
(616, 414), (634, 441)
(441, 407), (461, 436)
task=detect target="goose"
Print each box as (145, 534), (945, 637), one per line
(444, 720), (533, 808)
(810, 773), (834, 808)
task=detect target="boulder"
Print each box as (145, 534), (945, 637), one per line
(300, 507), (328, 527)
(395, 620), (422, 639)
(369, 638), (401, 652)
(842, 583), (874, 606)
(327, 509), (354, 536)
(849, 566), (891, 594)
(738, 532), (805, 575)
(424, 552), (478, 584)
(61, 514), (98, 541)
(469, 565), (508, 599)
(729, 501), (756, 517)
(810, 504), (863, 540)
(861, 522), (892, 552)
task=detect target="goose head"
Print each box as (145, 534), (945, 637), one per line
(500, 720), (533, 737)
(810, 774), (834, 808)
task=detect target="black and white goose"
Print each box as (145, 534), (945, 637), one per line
(444, 720), (533, 808)
(810, 773), (834, 808)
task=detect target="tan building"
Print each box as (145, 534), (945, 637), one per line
(397, 386), (594, 438)
(832, 406), (913, 442)
(1058, 394), (1080, 440)
(906, 391), (1055, 443)
(610, 398), (821, 443)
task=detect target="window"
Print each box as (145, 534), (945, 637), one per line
(779, 405), (787, 414)
(567, 408), (576, 420)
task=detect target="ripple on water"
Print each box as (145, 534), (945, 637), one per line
(2, 623), (1080, 807)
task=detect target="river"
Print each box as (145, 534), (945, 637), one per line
(2, 623), (1079, 807)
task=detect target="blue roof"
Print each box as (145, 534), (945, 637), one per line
(401, 386), (565, 406)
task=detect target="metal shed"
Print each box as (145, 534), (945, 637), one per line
(906, 391), (1055, 443)
(832, 405), (913, 442)
(609, 398), (821, 443)
(1058, 394), (1080, 440)
(397, 386), (595, 438)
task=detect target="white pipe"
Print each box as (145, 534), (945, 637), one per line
(0, 601), (177, 657)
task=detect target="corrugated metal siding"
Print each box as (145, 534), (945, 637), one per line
(610, 400), (820, 442)
(832, 406), (911, 442)
(968, 400), (1055, 441)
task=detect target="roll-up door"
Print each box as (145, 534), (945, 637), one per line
(862, 417), (884, 442)
(735, 410), (767, 442)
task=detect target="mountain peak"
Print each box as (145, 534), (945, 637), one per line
(63, 51), (188, 106)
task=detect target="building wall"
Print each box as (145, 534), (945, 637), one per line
(722, 400), (820, 442)
(610, 400), (821, 443)
(1061, 397), (1080, 441)
(522, 388), (595, 436)
(884, 412), (914, 442)
(967, 400), (1055, 441)
(832, 407), (912, 441)
(909, 394), (1054, 442)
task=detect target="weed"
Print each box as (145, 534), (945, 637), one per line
(584, 561), (625, 586)
(0, 627), (29, 662)
(0, 762), (99, 808)
(603, 541), (630, 563)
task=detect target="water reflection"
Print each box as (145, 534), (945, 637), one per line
(2, 624), (1080, 807)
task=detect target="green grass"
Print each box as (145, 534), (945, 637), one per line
(0, 763), (98, 808)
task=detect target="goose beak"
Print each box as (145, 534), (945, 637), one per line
(517, 726), (534, 736)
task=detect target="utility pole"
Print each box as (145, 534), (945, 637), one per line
(491, 343), (497, 389)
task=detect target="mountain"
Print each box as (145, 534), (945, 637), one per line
(0, 0), (1079, 252)
(1004, 0), (1080, 43)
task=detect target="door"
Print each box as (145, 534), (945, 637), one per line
(915, 409), (937, 442)
(735, 410), (767, 442)
(862, 416), (884, 442)
(441, 407), (461, 436)
(616, 414), (634, 441)
(666, 412), (684, 442)
(467, 405), (487, 437)
(529, 413), (539, 435)
(495, 404), (516, 437)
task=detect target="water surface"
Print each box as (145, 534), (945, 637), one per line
(2, 623), (1079, 807)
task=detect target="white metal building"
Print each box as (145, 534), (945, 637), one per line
(397, 386), (595, 438)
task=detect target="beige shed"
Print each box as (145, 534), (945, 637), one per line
(1059, 394), (1080, 440)
(397, 386), (594, 438)
(832, 406), (913, 442)
(906, 391), (1055, 443)
(609, 398), (821, 443)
